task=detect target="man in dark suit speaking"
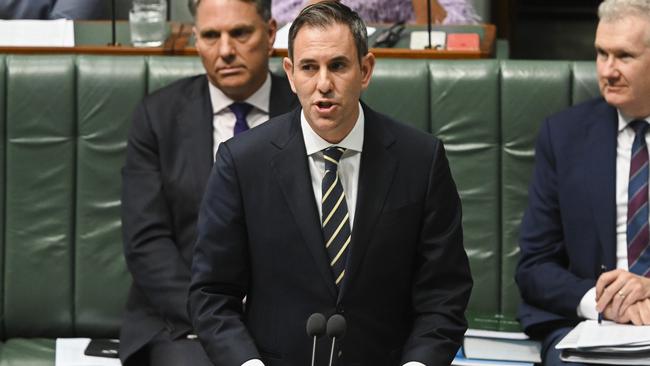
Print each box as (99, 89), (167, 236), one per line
(516, 0), (650, 365)
(189, 2), (472, 366)
(120, 0), (297, 365)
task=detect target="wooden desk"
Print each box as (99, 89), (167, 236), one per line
(173, 23), (496, 59)
(0, 21), (495, 59)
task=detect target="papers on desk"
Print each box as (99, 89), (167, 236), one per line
(0, 19), (74, 47)
(273, 22), (375, 50)
(409, 31), (446, 50)
(55, 338), (121, 366)
(556, 320), (650, 365)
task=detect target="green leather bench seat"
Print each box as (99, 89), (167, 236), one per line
(0, 55), (600, 363)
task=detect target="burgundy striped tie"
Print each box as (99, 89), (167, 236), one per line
(627, 120), (650, 277)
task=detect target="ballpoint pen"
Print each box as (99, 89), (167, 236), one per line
(598, 264), (606, 324)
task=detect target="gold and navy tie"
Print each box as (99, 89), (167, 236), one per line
(321, 146), (351, 288)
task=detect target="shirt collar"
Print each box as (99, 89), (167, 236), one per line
(617, 109), (650, 133)
(301, 102), (365, 156)
(207, 72), (271, 114)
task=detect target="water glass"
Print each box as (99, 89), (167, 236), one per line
(129, 0), (167, 47)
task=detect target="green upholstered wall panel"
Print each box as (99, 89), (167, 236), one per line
(5, 56), (75, 337)
(74, 56), (146, 337)
(147, 56), (204, 93)
(429, 60), (500, 329)
(0, 56), (5, 340)
(572, 62), (599, 105)
(500, 61), (572, 330)
(0, 339), (54, 366)
(363, 59), (429, 131)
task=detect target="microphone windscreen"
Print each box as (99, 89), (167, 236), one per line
(326, 314), (346, 338)
(306, 313), (327, 337)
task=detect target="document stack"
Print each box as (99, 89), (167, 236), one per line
(556, 320), (650, 365)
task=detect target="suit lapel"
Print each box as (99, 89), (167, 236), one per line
(180, 77), (214, 199)
(584, 100), (618, 269)
(340, 106), (398, 300)
(271, 112), (338, 299)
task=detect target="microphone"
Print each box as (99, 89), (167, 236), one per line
(110, 0), (117, 46)
(425, 0), (433, 49)
(306, 313), (326, 366)
(326, 314), (346, 366)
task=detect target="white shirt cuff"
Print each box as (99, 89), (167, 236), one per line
(242, 359), (265, 366)
(577, 286), (598, 320)
(403, 362), (426, 366)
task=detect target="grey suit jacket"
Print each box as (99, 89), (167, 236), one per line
(120, 73), (297, 365)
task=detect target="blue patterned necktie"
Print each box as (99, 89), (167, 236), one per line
(230, 102), (253, 136)
(321, 147), (351, 288)
(627, 120), (650, 277)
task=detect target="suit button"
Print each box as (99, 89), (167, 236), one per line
(338, 351), (342, 357)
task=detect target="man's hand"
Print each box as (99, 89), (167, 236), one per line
(596, 269), (650, 317)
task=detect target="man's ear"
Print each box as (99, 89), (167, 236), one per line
(360, 52), (375, 90)
(267, 18), (278, 56)
(283, 57), (297, 93)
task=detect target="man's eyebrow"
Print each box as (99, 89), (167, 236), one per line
(329, 55), (351, 63)
(297, 58), (317, 65)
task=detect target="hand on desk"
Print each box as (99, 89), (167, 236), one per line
(596, 269), (650, 323)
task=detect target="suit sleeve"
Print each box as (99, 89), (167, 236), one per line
(189, 143), (259, 366)
(402, 141), (473, 365)
(121, 101), (193, 338)
(515, 118), (594, 322)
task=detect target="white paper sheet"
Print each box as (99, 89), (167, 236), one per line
(273, 22), (375, 49)
(55, 338), (121, 366)
(409, 31), (446, 50)
(556, 320), (650, 350)
(577, 320), (650, 348)
(0, 19), (74, 47)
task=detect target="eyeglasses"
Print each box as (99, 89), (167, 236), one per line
(372, 21), (405, 48)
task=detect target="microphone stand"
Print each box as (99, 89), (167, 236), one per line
(425, 0), (432, 49)
(109, 0), (117, 46)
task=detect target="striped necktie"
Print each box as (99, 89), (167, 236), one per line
(321, 146), (351, 288)
(627, 120), (650, 277)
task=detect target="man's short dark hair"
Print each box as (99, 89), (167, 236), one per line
(288, 0), (368, 63)
(188, 0), (271, 21)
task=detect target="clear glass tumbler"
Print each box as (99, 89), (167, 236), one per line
(129, 0), (168, 47)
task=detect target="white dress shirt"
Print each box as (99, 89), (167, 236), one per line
(242, 103), (425, 366)
(208, 73), (272, 161)
(578, 112), (650, 319)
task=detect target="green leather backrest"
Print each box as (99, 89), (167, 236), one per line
(500, 61), (572, 330)
(5, 56), (76, 337)
(148, 56), (204, 93)
(364, 59), (430, 131)
(74, 56), (146, 337)
(430, 60), (501, 329)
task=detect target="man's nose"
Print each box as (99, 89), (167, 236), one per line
(218, 35), (236, 61)
(601, 56), (620, 79)
(317, 69), (333, 94)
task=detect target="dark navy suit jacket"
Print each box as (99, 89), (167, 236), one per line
(120, 73), (297, 365)
(516, 97), (619, 336)
(189, 104), (473, 366)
